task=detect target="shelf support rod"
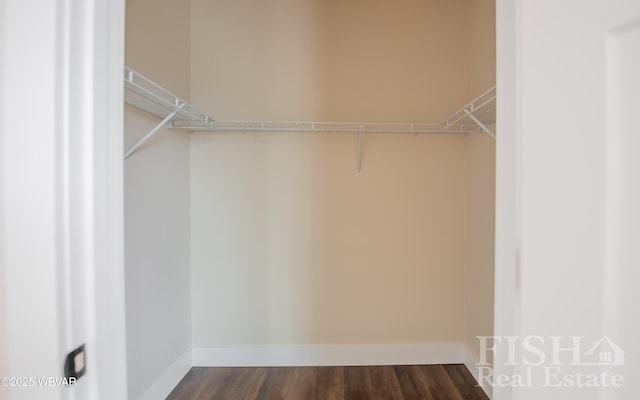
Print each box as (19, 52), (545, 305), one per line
(124, 103), (185, 159)
(357, 124), (364, 176)
(463, 109), (496, 140)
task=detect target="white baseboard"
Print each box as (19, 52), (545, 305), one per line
(193, 343), (465, 367)
(137, 348), (192, 400)
(463, 345), (493, 399)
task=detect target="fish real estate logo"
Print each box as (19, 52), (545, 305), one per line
(475, 336), (625, 388)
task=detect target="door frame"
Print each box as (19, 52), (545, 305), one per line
(3, 0), (520, 399)
(1, 0), (127, 398)
(90, 0), (128, 398)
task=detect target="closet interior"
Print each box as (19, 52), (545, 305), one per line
(124, 0), (496, 399)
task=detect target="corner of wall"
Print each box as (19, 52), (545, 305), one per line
(464, 343), (494, 399)
(136, 349), (192, 400)
(125, 0), (193, 398)
(465, 0), (496, 368)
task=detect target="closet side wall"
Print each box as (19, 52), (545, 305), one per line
(190, 0), (472, 349)
(124, 0), (191, 399)
(466, 0), (496, 360)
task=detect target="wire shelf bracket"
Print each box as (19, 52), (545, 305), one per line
(464, 109), (495, 139)
(124, 103), (185, 159)
(440, 86), (496, 140)
(123, 67), (215, 159)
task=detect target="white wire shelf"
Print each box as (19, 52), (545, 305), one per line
(442, 86), (496, 129)
(196, 87), (496, 135)
(123, 66), (495, 159)
(124, 66), (495, 135)
(124, 66), (215, 129)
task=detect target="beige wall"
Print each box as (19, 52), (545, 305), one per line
(125, 0), (495, 354)
(125, 0), (191, 398)
(466, 0), (496, 359)
(190, 0), (474, 346)
(191, 133), (470, 345)
(466, 132), (496, 356)
(126, 0), (191, 100)
(469, 0), (497, 95)
(191, 0), (470, 122)
(316, 0), (470, 121)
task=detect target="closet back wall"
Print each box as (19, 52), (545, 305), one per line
(190, 0), (473, 348)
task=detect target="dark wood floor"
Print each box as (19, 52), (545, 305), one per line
(166, 364), (489, 400)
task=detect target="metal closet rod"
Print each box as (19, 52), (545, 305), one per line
(198, 122), (477, 134)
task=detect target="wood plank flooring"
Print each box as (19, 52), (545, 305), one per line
(166, 364), (489, 400)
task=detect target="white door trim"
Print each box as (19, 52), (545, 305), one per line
(89, 0), (128, 398)
(1, 0), (127, 398)
(494, 1), (520, 399)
